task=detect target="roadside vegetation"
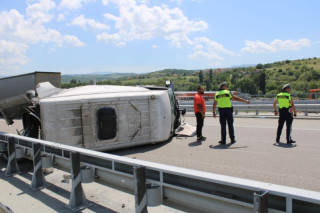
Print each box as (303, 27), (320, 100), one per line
(62, 57), (320, 95)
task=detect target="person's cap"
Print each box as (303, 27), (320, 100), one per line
(282, 83), (291, 90)
(220, 81), (227, 88)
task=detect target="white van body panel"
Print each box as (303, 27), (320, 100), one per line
(39, 85), (173, 151)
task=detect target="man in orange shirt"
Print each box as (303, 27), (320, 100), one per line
(194, 85), (206, 141)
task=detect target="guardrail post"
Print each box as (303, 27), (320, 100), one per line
(30, 143), (47, 190)
(66, 152), (91, 212)
(253, 190), (268, 213)
(134, 166), (148, 213)
(5, 137), (20, 176)
(286, 197), (292, 213)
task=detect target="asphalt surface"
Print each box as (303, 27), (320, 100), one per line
(0, 115), (320, 212)
(109, 115), (320, 192)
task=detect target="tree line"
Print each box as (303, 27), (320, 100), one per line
(62, 57), (320, 95)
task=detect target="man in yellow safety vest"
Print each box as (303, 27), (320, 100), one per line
(273, 83), (297, 144)
(213, 82), (250, 145)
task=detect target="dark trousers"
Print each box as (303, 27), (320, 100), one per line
(218, 108), (234, 141)
(276, 109), (293, 142)
(195, 113), (204, 138)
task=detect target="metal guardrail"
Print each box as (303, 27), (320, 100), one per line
(174, 91), (320, 101)
(0, 132), (320, 212)
(179, 103), (320, 116)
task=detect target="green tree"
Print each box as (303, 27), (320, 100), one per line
(235, 79), (258, 94)
(256, 64), (263, 69)
(70, 79), (77, 84)
(205, 80), (211, 91)
(258, 72), (266, 94)
(209, 69), (213, 83)
(199, 70), (204, 83)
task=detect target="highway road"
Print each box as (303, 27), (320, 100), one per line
(1, 116), (320, 192)
(109, 116), (320, 192)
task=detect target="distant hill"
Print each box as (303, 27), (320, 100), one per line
(62, 73), (137, 83)
(229, 64), (255, 68)
(145, 69), (197, 77)
(88, 71), (112, 75)
(61, 57), (320, 94)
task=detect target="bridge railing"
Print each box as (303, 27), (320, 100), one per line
(178, 102), (320, 116)
(0, 132), (319, 212)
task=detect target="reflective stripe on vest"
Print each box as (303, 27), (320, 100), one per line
(276, 92), (291, 108)
(215, 90), (232, 108)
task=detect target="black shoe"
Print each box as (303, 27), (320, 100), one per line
(287, 140), (296, 144)
(276, 139), (280, 143)
(197, 136), (206, 141)
(231, 139), (236, 144)
(219, 140), (226, 145)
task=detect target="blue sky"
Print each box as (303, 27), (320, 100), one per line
(1, 0), (319, 76)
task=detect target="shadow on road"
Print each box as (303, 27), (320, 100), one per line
(108, 137), (174, 156)
(209, 144), (248, 149)
(273, 142), (297, 148)
(188, 140), (202, 147)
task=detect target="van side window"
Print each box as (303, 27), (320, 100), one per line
(98, 108), (117, 140)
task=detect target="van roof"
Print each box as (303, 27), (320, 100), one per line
(37, 83), (169, 103)
(51, 85), (150, 98)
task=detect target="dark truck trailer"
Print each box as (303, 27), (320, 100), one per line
(0, 71), (61, 124)
(0, 71), (61, 101)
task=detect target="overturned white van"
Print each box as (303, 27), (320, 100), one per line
(2, 82), (185, 151)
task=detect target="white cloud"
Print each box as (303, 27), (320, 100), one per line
(0, 40), (29, 69)
(57, 14), (66, 22)
(63, 35), (85, 46)
(191, 0), (205, 2)
(170, 0), (182, 5)
(0, 9), (84, 46)
(59, 0), (96, 10)
(0, 1), (85, 71)
(97, 1), (208, 47)
(0, 40), (28, 55)
(189, 37), (234, 61)
(70, 15), (109, 31)
(26, 0), (55, 24)
(97, 33), (126, 46)
(101, 0), (136, 8)
(242, 39), (311, 54)
(189, 50), (224, 61)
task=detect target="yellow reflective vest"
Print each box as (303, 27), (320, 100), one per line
(215, 90), (232, 108)
(276, 92), (291, 109)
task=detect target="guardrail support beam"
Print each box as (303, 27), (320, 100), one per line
(134, 166), (148, 213)
(5, 137), (20, 176)
(1, 134), (319, 212)
(66, 152), (91, 212)
(286, 197), (292, 213)
(30, 143), (47, 190)
(253, 190), (268, 213)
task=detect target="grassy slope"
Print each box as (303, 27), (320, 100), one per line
(61, 57), (320, 94)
